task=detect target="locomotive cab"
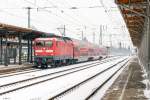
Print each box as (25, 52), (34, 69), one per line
(33, 37), (74, 68)
(34, 38), (55, 68)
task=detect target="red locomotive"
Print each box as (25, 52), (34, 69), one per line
(33, 36), (107, 68)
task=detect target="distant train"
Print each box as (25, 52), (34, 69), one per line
(33, 36), (107, 68)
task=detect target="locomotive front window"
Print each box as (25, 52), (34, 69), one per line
(45, 41), (53, 47)
(35, 40), (53, 47)
(35, 41), (44, 47)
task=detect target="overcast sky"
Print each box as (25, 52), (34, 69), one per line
(0, 0), (133, 48)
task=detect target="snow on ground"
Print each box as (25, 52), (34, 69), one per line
(142, 74), (150, 99)
(90, 61), (129, 100)
(0, 56), (128, 100)
(143, 79), (150, 99)
(140, 62), (150, 100)
(0, 60), (100, 86)
(59, 59), (129, 100)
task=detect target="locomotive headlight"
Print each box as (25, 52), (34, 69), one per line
(46, 50), (53, 53)
(35, 50), (43, 52)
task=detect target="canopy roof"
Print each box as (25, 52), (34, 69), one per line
(116, 0), (149, 46)
(0, 23), (56, 40)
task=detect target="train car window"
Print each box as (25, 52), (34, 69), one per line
(45, 41), (53, 47)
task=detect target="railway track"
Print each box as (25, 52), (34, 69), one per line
(85, 60), (128, 100)
(0, 56), (122, 96)
(0, 68), (41, 78)
(0, 56), (114, 78)
(0, 56), (115, 78)
(0, 57), (110, 78)
(0, 67), (35, 75)
(48, 58), (129, 100)
(0, 56), (118, 79)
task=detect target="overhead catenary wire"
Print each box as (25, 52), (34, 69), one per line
(46, 0), (98, 29)
(0, 0), (105, 34)
(23, 0), (89, 37)
(25, 0), (103, 32)
(0, 0), (132, 46)
(0, 8), (58, 32)
(24, 0), (84, 27)
(23, 0), (103, 40)
(99, 0), (126, 31)
(99, 0), (132, 45)
(60, 0), (108, 43)
(47, 0), (97, 27)
(66, 0), (100, 28)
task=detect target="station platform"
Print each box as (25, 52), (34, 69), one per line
(0, 63), (34, 74)
(102, 56), (149, 100)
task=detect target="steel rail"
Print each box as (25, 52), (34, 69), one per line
(0, 68), (41, 78)
(48, 58), (128, 100)
(0, 56), (111, 78)
(85, 60), (129, 100)
(0, 57), (120, 95)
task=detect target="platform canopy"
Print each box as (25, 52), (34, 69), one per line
(115, 0), (149, 46)
(0, 23), (56, 40)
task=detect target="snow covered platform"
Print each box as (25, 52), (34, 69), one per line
(0, 64), (34, 73)
(102, 56), (149, 100)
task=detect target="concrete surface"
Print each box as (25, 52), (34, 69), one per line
(102, 57), (148, 100)
(0, 63), (34, 74)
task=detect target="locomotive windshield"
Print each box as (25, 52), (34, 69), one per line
(35, 41), (53, 47)
(45, 41), (53, 47)
(35, 41), (44, 47)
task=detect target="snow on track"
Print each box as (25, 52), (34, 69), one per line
(60, 59), (129, 100)
(0, 56), (128, 100)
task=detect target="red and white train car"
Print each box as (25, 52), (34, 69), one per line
(33, 36), (107, 68)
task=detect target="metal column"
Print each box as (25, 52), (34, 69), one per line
(19, 34), (22, 65)
(81, 31), (84, 40)
(27, 7), (31, 63)
(27, 38), (30, 62)
(149, 18), (150, 66)
(4, 34), (8, 66)
(146, 3), (150, 71)
(148, 5), (150, 70)
(99, 25), (102, 45)
(0, 36), (2, 64)
(30, 39), (33, 63)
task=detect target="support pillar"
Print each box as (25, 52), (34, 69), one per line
(99, 25), (102, 45)
(4, 35), (8, 66)
(0, 36), (2, 64)
(19, 34), (22, 65)
(30, 39), (33, 63)
(148, 19), (150, 66)
(147, 4), (150, 71)
(27, 37), (30, 62)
